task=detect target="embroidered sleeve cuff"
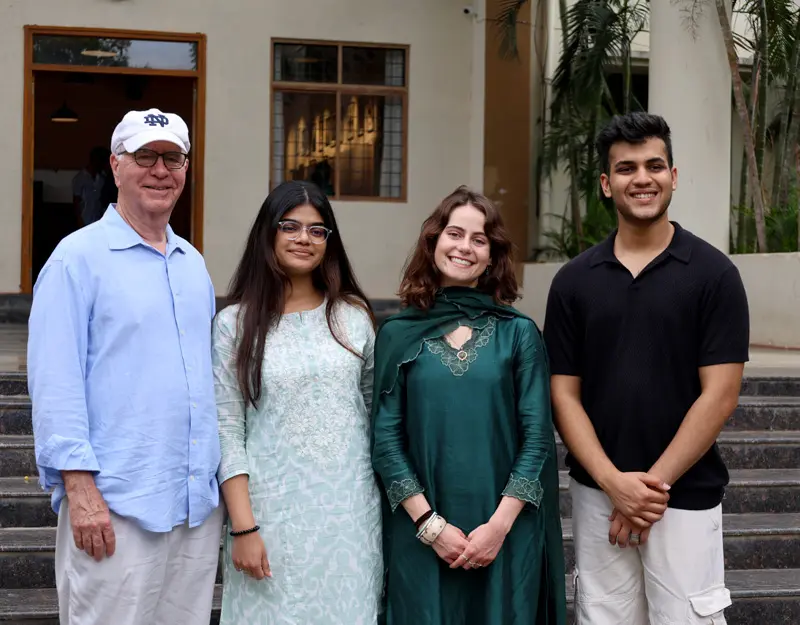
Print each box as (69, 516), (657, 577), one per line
(217, 463), (250, 485)
(502, 474), (544, 508)
(386, 476), (425, 512)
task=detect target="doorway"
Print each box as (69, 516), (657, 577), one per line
(21, 26), (207, 292)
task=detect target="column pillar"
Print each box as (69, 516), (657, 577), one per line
(648, 1), (732, 252)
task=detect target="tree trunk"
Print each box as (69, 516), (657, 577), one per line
(794, 143), (800, 251)
(716, 0), (768, 252)
(755, 3), (769, 212)
(558, 0), (584, 249)
(737, 52), (761, 253)
(622, 0), (632, 113)
(771, 9), (800, 207)
(736, 147), (749, 252)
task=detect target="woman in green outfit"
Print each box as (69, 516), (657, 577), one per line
(371, 186), (566, 624)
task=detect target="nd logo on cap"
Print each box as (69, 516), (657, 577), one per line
(111, 108), (190, 155)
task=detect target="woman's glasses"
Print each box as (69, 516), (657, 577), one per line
(277, 221), (332, 244)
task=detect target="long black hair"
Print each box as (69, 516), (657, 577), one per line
(227, 180), (374, 408)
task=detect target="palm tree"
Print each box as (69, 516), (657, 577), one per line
(498, 0), (800, 255)
(717, 0), (769, 251)
(498, 0), (647, 255)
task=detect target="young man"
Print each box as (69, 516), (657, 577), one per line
(544, 112), (749, 624)
(29, 109), (223, 625)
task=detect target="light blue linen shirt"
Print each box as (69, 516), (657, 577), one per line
(28, 206), (221, 532)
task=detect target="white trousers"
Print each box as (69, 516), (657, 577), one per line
(55, 499), (224, 625)
(570, 479), (731, 625)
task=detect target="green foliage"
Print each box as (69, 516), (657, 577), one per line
(498, 0), (800, 257)
(731, 201), (799, 253)
(542, 193), (618, 259)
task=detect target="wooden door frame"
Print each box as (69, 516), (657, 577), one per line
(21, 25), (207, 293)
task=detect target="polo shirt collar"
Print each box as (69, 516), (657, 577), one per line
(589, 220), (692, 267)
(102, 204), (185, 255)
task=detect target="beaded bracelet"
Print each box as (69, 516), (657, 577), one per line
(230, 525), (260, 537)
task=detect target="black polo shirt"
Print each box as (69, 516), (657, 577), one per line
(543, 222), (750, 510)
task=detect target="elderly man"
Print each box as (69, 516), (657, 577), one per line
(28, 108), (223, 625)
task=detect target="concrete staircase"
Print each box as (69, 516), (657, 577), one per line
(1, 372), (799, 622)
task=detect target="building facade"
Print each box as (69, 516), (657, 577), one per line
(1, 0), (489, 300)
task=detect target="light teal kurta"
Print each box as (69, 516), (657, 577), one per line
(212, 300), (383, 625)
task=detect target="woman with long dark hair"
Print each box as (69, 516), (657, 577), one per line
(371, 186), (566, 624)
(212, 180), (383, 624)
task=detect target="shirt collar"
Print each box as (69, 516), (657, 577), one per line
(588, 220), (692, 267)
(102, 204), (185, 255)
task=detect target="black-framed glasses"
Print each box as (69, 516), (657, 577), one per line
(277, 221), (332, 244)
(128, 148), (187, 170)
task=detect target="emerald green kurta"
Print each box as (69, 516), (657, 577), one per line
(372, 289), (566, 625)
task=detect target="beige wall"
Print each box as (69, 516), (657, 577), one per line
(521, 257), (800, 349)
(1, 0), (484, 298)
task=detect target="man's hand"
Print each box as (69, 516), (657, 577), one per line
(63, 471), (116, 561)
(603, 471), (670, 528)
(608, 508), (652, 548)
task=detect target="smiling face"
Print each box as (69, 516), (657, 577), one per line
(433, 204), (491, 288)
(111, 140), (188, 218)
(274, 203), (328, 277)
(600, 137), (677, 226)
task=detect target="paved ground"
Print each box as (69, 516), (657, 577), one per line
(1, 323), (799, 376)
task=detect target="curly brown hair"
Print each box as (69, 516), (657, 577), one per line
(399, 185), (520, 310)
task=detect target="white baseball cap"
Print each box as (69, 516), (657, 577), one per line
(111, 108), (190, 155)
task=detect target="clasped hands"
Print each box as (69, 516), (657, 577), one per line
(432, 518), (509, 571)
(605, 471), (671, 548)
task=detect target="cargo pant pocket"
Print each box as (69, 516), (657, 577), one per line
(687, 584), (731, 624)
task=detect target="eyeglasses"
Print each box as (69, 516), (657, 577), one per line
(127, 148), (187, 170)
(277, 221), (332, 244)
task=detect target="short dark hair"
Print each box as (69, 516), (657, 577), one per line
(596, 112), (673, 175)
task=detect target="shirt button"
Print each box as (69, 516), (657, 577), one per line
(192, 403), (197, 408)
(190, 475), (195, 481)
(192, 439), (197, 445)
(180, 330), (186, 336)
(187, 366), (192, 372)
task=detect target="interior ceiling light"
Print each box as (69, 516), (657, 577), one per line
(51, 102), (79, 123)
(81, 49), (118, 58)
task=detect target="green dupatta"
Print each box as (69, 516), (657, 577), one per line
(371, 286), (537, 404)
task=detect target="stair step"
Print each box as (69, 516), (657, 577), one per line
(729, 396), (800, 431)
(556, 430), (800, 470)
(2, 469), (799, 530)
(0, 375), (26, 398)
(1, 373), (797, 401)
(2, 570), (799, 623)
(3, 395), (798, 436)
(560, 513), (800, 572)
(741, 376), (800, 397)
(0, 436), (36, 477)
(556, 469), (800, 518)
(0, 397), (33, 436)
(4, 513), (800, 589)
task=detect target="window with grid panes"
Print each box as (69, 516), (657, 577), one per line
(271, 41), (407, 200)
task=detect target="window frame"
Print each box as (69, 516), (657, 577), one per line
(270, 38), (409, 203)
